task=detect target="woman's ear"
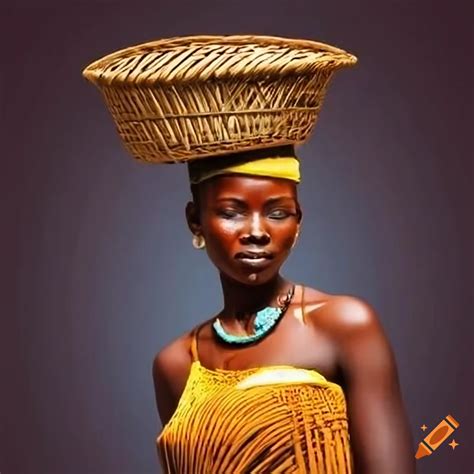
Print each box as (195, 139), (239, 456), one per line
(185, 200), (201, 235)
(293, 206), (302, 249)
(296, 203), (303, 224)
(292, 223), (301, 249)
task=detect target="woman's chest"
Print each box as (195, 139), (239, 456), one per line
(199, 309), (342, 384)
(157, 364), (351, 473)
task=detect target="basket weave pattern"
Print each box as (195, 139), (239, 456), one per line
(83, 35), (357, 163)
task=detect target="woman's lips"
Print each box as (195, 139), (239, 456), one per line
(235, 253), (273, 268)
(235, 251), (273, 259)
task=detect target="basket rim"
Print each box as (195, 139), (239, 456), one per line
(128, 139), (306, 164)
(82, 34), (357, 85)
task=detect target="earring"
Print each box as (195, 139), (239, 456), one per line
(192, 234), (206, 249)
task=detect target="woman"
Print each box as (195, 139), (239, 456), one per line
(152, 147), (415, 473)
(82, 35), (415, 473)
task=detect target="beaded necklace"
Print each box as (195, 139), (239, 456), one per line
(212, 284), (296, 345)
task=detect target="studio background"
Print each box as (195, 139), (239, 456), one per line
(1, 0), (472, 473)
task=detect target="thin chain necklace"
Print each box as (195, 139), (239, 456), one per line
(212, 284), (296, 345)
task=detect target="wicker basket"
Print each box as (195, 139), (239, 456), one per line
(82, 35), (357, 164)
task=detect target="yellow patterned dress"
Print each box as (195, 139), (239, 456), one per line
(157, 329), (353, 473)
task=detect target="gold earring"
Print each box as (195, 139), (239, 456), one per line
(192, 234), (206, 249)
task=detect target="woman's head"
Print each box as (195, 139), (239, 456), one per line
(186, 173), (302, 286)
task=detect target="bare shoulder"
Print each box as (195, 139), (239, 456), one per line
(303, 288), (393, 363)
(323, 294), (381, 334)
(152, 329), (194, 426)
(305, 291), (414, 472)
(306, 291), (398, 384)
(303, 287), (382, 339)
(152, 330), (193, 386)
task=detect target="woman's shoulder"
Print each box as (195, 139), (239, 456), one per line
(152, 318), (212, 379)
(152, 326), (203, 425)
(302, 285), (382, 341)
(153, 330), (193, 371)
(303, 286), (392, 379)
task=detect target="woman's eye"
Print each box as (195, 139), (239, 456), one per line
(217, 209), (294, 219)
(219, 209), (241, 218)
(268, 209), (291, 219)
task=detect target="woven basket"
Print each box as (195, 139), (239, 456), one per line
(82, 35), (357, 163)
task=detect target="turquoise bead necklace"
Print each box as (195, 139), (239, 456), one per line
(212, 284), (296, 345)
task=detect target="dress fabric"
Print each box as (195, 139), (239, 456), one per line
(156, 316), (353, 473)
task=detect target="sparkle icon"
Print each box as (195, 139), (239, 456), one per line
(448, 439), (459, 450)
(420, 424), (427, 431)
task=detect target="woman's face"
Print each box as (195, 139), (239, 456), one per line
(187, 174), (302, 285)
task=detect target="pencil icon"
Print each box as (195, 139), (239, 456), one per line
(415, 414), (459, 459)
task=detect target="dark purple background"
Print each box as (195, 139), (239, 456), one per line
(1, 1), (472, 473)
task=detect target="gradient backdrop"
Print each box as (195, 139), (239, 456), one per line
(1, 0), (472, 473)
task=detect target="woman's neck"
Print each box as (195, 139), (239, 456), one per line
(218, 273), (290, 321)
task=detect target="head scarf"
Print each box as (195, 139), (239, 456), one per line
(187, 145), (300, 184)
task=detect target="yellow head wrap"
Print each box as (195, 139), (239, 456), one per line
(187, 146), (300, 184)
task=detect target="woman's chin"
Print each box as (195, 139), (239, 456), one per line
(220, 267), (280, 286)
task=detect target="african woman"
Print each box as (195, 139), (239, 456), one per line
(83, 35), (415, 473)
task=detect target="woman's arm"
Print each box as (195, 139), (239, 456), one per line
(152, 334), (193, 427)
(331, 297), (415, 474)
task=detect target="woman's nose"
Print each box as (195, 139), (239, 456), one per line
(241, 213), (270, 243)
